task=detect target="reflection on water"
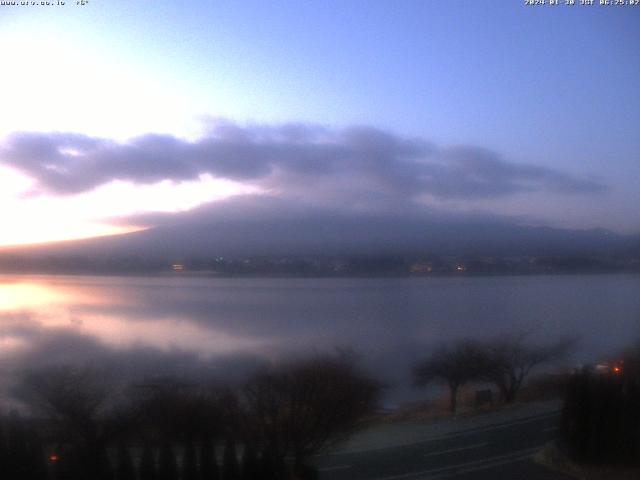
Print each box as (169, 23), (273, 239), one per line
(0, 282), (63, 310)
(0, 276), (268, 358)
(1, 274), (639, 397)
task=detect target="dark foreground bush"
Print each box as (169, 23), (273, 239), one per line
(0, 413), (48, 480)
(560, 358), (640, 465)
(2, 352), (379, 479)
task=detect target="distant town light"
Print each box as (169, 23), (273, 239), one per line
(49, 454), (59, 462)
(172, 264), (184, 271)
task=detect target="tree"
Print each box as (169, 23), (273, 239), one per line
(479, 333), (575, 403)
(222, 438), (240, 480)
(260, 443), (285, 480)
(182, 441), (199, 480)
(130, 379), (222, 442)
(139, 443), (157, 480)
(240, 441), (260, 480)
(14, 366), (124, 479)
(15, 366), (111, 440)
(560, 341), (640, 465)
(157, 442), (178, 480)
(243, 353), (381, 477)
(25, 426), (48, 480)
(199, 437), (219, 480)
(115, 443), (136, 480)
(130, 378), (225, 479)
(1, 412), (48, 480)
(0, 419), (7, 477)
(413, 341), (486, 415)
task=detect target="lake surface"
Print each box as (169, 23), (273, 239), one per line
(1, 274), (639, 402)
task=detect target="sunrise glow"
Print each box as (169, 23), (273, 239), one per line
(0, 283), (60, 311)
(0, 166), (256, 247)
(0, 4), (638, 475)
(0, 2), (638, 252)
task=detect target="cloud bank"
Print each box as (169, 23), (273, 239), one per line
(0, 120), (606, 209)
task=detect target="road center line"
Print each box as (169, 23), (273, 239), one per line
(425, 442), (487, 457)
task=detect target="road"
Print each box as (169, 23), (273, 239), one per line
(315, 409), (570, 479)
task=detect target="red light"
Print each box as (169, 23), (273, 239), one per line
(49, 454), (59, 462)
(613, 366), (622, 374)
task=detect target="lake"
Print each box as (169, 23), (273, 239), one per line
(1, 273), (639, 402)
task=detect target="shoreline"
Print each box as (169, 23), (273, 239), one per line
(1, 269), (638, 280)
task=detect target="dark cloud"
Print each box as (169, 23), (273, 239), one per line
(0, 121), (607, 203)
(427, 147), (608, 198)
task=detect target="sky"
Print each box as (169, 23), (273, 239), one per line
(1, 0), (639, 248)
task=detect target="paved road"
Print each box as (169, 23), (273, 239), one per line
(315, 411), (570, 479)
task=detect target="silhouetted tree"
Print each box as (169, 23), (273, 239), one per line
(222, 439), (240, 480)
(93, 445), (114, 480)
(560, 343), (640, 465)
(15, 366), (135, 479)
(0, 421), (7, 476)
(139, 443), (157, 480)
(52, 446), (84, 480)
(480, 334), (576, 403)
(116, 443), (136, 480)
(2, 412), (48, 480)
(297, 464), (319, 480)
(414, 341), (486, 415)
(157, 442), (178, 480)
(240, 441), (260, 480)
(131, 378), (223, 443)
(26, 427), (48, 480)
(260, 444), (285, 480)
(5, 412), (30, 479)
(16, 366), (110, 434)
(183, 441), (199, 480)
(243, 353), (381, 477)
(199, 437), (219, 480)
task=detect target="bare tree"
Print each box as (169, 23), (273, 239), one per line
(139, 443), (157, 480)
(200, 436), (220, 480)
(16, 366), (111, 436)
(129, 378), (223, 442)
(14, 366), (136, 479)
(0, 411), (48, 480)
(242, 353), (381, 477)
(115, 443), (136, 480)
(479, 333), (576, 403)
(222, 438), (240, 480)
(413, 341), (486, 415)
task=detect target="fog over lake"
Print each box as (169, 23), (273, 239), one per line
(1, 274), (639, 402)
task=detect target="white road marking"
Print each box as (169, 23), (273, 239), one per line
(372, 446), (541, 480)
(322, 412), (556, 456)
(458, 415), (554, 435)
(425, 442), (487, 457)
(430, 451), (536, 478)
(318, 465), (352, 472)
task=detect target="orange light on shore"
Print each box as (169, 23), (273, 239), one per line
(613, 366), (622, 375)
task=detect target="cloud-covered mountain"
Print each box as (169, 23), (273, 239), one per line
(0, 120), (625, 263)
(3, 194), (631, 261)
